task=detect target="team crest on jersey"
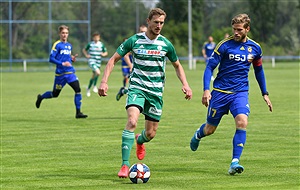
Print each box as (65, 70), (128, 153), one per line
(247, 47), (252, 53)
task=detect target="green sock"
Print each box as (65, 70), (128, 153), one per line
(88, 78), (93, 89)
(121, 130), (134, 167)
(93, 76), (99, 86)
(137, 129), (150, 144)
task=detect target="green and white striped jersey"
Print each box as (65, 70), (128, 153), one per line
(117, 33), (178, 97)
(85, 41), (107, 63)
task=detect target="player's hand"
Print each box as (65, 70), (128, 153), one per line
(98, 82), (108, 97)
(182, 85), (192, 100)
(263, 95), (273, 112)
(202, 90), (211, 107)
(62, 61), (72, 67)
(71, 54), (78, 62)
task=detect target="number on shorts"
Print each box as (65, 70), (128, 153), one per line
(132, 94), (137, 101)
(209, 108), (217, 117)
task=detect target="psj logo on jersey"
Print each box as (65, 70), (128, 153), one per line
(229, 54), (246, 61)
(60, 50), (71, 55)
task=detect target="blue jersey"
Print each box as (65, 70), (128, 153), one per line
(49, 40), (75, 75)
(121, 54), (132, 75)
(204, 36), (263, 92)
(203, 41), (216, 57)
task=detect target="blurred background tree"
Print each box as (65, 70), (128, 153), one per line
(0, 0), (299, 60)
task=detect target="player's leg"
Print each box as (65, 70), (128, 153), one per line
(68, 75), (87, 119)
(116, 72), (129, 101)
(135, 117), (158, 160)
(118, 90), (145, 178)
(87, 62), (97, 96)
(135, 94), (162, 160)
(36, 75), (64, 108)
(190, 91), (229, 151)
(228, 92), (249, 175)
(92, 65), (101, 93)
(118, 106), (141, 178)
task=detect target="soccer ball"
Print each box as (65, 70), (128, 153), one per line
(129, 163), (150, 184)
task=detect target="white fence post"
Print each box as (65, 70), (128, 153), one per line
(271, 57), (275, 68)
(23, 60), (27, 72)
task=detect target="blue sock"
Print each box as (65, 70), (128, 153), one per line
(232, 129), (246, 160)
(41, 91), (53, 99)
(195, 123), (206, 139)
(74, 93), (82, 110)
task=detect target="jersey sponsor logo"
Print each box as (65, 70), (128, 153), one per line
(229, 54), (246, 61)
(149, 107), (162, 116)
(137, 49), (161, 55)
(247, 54), (254, 62)
(60, 49), (71, 55)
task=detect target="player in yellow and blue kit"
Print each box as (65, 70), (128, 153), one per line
(190, 14), (272, 175)
(35, 25), (87, 119)
(116, 38), (133, 101)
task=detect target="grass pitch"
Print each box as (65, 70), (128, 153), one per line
(1, 62), (299, 189)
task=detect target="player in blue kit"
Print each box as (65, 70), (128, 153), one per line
(35, 25), (87, 119)
(190, 14), (272, 175)
(116, 38), (133, 101)
(202, 36), (216, 80)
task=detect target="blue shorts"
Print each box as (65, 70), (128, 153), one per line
(122, 68), (130, 77)
(206, 90), (250, 126)
(53, 73), (78, 90)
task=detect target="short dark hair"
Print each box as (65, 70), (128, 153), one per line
(92, 32), (100, 37)
(148, 8), (166, 20)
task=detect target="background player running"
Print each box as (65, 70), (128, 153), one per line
(190, 13), (272, 175)
(115, 38), (133, 101)
(36, 25), (87, 119)
(202, 35), (216, 80)
(82, 32), (108, 97)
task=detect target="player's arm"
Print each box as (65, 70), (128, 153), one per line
(49, 45), (71, 67)
(82, 48), (90, 58)
(98, 52), (122, 96)
(71, 54), (78, 62)
(171, 60), (192, 100)
(202, 46), (207, 59)
(101, 51), (108, 57)
(101, 45), (108, 57)
(82, 44), (90, 58)
(253, 58), (273, 112)
(202, 50), (221, 106)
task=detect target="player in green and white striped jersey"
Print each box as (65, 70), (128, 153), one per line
(98, 8), (193, 178)
(82, 32), (108, 97)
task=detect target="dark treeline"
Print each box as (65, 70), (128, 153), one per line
(0, 0), (299, 60)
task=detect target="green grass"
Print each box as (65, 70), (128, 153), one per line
(1, 62), (299, 189)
